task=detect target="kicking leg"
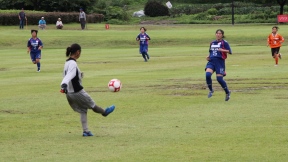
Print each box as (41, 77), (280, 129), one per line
(92, 104), (115, 117)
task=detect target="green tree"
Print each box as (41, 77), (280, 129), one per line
(277, 0), (288, 14)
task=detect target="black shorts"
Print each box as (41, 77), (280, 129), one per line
(271, 47), (280, 56)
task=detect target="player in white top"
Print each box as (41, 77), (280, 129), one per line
(60, 43), (115, 137)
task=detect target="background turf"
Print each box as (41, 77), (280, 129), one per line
(0, 24), (288, 161)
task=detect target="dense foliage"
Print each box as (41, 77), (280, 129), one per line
(0, 12), (104, 25)
(144, 1), (169, 17)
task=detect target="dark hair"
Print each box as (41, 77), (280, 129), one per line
(215, 29), (225, 38)
(66, 43), (81, 57)
(31, 29), (38, 35)
(272, 26), (279, 30)
(140, 27), (147, 31)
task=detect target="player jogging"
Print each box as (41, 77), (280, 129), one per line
(60, 43), (115, 137)
(205, 29), (232, 101)
(267, 26), (284, 66)
(136, 27), (151, 62)
(27, 30), (43, 72)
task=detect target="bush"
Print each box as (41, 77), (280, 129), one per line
(144, 1), (169, 17)
(207, 8), (218, 15)
(104, 6), (130, 22)
(0, 12), (104, 25)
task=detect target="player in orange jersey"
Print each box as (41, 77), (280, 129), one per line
(267, 26), (284, 66)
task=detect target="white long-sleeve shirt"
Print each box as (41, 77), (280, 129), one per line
(61, 58), (83, 93)
(79, 12), (86, 21)
(56, 20), (63, 26)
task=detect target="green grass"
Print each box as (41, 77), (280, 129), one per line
(1, 24), (288, 161)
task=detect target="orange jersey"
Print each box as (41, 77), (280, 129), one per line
(267, 33), (284, 48)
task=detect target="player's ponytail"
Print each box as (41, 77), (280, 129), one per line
(66, 44), (81, 57)
(66, 47), (71, 57)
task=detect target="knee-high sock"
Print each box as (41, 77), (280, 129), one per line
(92, 105), (105, 114)
(217, 76), (229, 94)
(206, 72), (213, 91)
(275, 54), (279, 65)
(141, 53), (147, 60)
(37, 62), (40, 70)
(80, 113), (89, 132)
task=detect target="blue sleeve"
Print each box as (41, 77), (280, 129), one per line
(224, 41), (232, 54)
(44, 20), (46, 24)
(38, 20), (41, 24)
(136, 34), (140, 40)
(27, 39), (31, 47)
(208, 42), (212, 52)
(39, 39), (43, 47)
(146, 34), (151, 40)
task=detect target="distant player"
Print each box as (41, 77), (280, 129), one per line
(60, 43), (115, 137)
(205, 29), (232, 101)
(267, 26), (284, 66)
(27, 30), (43, 72)
(136, 27), (151, 62)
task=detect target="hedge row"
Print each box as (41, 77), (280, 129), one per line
(0, 12), (104, 25)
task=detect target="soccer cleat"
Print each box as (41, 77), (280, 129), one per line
(225, 91), (231, 101)
(102, 105), (115, 117)
(144, 60), (147, 62)
(279, 53), (282, 59)
(37, 70), (41, 72)
(208, 90), (214, 98)
(83, 131), (93, 137)
(274, 64), (278, 66)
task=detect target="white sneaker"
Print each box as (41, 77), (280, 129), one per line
(279, 53), (282, 59)
(274, 64), (278, 66)
(37, 70), (41, 72)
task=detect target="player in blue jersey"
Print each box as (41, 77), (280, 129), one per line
(205, 29), (232, 101)
(136, 27), (151, 62)
(27, 30), (43, 72)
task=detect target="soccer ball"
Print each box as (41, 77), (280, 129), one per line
(108, 79), (122, 92)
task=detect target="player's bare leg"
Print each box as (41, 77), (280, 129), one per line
(274, 53), (279, 66)
(92, 105), (105, 114)
(92, 105), (115, 117)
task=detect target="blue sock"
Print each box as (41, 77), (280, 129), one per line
(206, 72), (213, 91)
(141, 53), (147, 61)
(37, 62), (40, 70)
(217, 76), (229, 94)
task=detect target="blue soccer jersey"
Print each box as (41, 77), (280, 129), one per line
(209, 40), (232, 60)
(136, 33), (150, 45)
(27, 38), (43, 53)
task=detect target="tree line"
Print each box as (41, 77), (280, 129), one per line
(0, 0), (287, 15)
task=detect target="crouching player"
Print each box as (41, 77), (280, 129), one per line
(205, 29), (232, 101)
(60, 43), (115, 137)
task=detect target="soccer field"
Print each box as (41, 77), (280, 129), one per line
(0, 24), (288, 161)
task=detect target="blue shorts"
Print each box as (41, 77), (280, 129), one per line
(30, 52), (41, 61)
(139, 45), (148, 54)
(205, 58), (226, 75)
